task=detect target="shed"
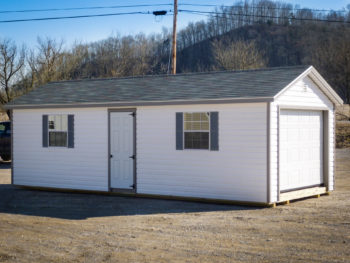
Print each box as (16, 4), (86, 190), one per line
(5, 65), (343, 206)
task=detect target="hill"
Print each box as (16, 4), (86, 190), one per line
(177, 22), (350, 104)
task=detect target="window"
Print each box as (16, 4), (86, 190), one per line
(183, 112), (210, 149)
(48, 115), (68, 147)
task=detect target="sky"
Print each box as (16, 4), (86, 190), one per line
(0, 0), (349, 50)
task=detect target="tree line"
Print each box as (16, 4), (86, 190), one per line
(1, 0), (350, 118)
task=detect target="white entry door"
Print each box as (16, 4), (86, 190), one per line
(279, 110), (323, 192)
(110, 111), (135, 190)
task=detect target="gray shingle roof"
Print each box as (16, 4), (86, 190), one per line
(7, 65), (309, 108)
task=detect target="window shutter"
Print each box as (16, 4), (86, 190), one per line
(210, 112), (219, 151)
(68, 115), (74, 148)
(42, 115), (48, 147)
(176, 112), (183, 150)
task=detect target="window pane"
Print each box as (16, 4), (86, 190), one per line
(192, 133), (201, 149)
(49, 132), (67, 147)
(49, 115), (55, 130)
(200, 132), (209, 149)
(184, 122), (191, 131)
(201, 112), (209, 122)
(55, 115), (62, 131)
(184, 113), (192, 121)
(49, 132), (56, 146)
(57, 132), (67, 146)
(201, 121), (209, 130)
(61, 115), (68, 131)
(192, 113), (201, 121)
(184, 132), (193, 149)
(191, 122), (201, 130)
(184, 132), (209, 149)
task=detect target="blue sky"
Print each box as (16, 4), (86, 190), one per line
(0, 0), (349, 49)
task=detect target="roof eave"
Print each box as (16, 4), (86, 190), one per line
(274, 66), (343, 106)
(5, 97), (274, 110)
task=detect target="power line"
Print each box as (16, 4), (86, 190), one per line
(179, 3), (347, 13)
(0, 11), (163, 23)
(0, 4), (173, 14)
(1, 3), (346, 14)
(0, 7), (347, 25)
(0, 2), (345, 25)
(179, 9), (350, 24)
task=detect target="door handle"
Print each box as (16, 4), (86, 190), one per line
(110, 154), (113, 158)
(129, 155), (135, 160)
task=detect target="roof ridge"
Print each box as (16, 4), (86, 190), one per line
(48, 65), (310, 85)
(7, 65), (314, 109)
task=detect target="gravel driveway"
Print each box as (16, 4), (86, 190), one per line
(0, 149), (349, 262)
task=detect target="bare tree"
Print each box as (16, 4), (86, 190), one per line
(212, 39), (266, 71)
(36, 37), (64, 84)
(308, 32), (350, 104)
(0, 39), (25, 118)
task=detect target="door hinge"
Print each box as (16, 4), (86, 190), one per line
(129, 155), (135, 160)
(129, 112), (136, 117)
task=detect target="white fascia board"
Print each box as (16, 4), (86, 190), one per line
(5, 97), (274, 110)
(274, 66), (343, 106)
(308, 68), (343, 105)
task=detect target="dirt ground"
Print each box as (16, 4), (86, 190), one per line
(336, 104), (350, 148)
(337, 122), (350, 148)
(0, 150), (349, 263)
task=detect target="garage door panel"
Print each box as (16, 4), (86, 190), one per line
(280, 110), (323, 191)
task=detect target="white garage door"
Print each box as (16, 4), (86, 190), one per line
(280, 110), (323, 192)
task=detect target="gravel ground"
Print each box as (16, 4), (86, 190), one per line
(0, 149), (349, 263)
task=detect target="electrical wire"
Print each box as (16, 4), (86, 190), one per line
(0, 11), (162, 23)
(179, 3), (347, 13)
(0, 4), (173, 14)
(1, 3), (345, 15)
(179, 9), (350, 24)
(0, 6), (347, 24)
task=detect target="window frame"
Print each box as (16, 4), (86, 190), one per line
(48, 114), (69, 148)
(183, 112), (211, 150)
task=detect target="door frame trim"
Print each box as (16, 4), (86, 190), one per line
(277, 107), (329, 200)
(108, 108), (136, 193)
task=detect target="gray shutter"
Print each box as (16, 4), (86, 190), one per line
(176, 112), (183, 150)
(42, 115), (48, 147)
(210, 112), (219, 151)
(68, 115), (74, 148)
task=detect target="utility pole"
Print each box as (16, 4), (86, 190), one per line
(171, 0), (178, 74)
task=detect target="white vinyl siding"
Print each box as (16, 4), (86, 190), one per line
(269, 76), (335, 202)
(137, 103), (267, 202)
(13, 108), (108, 191)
